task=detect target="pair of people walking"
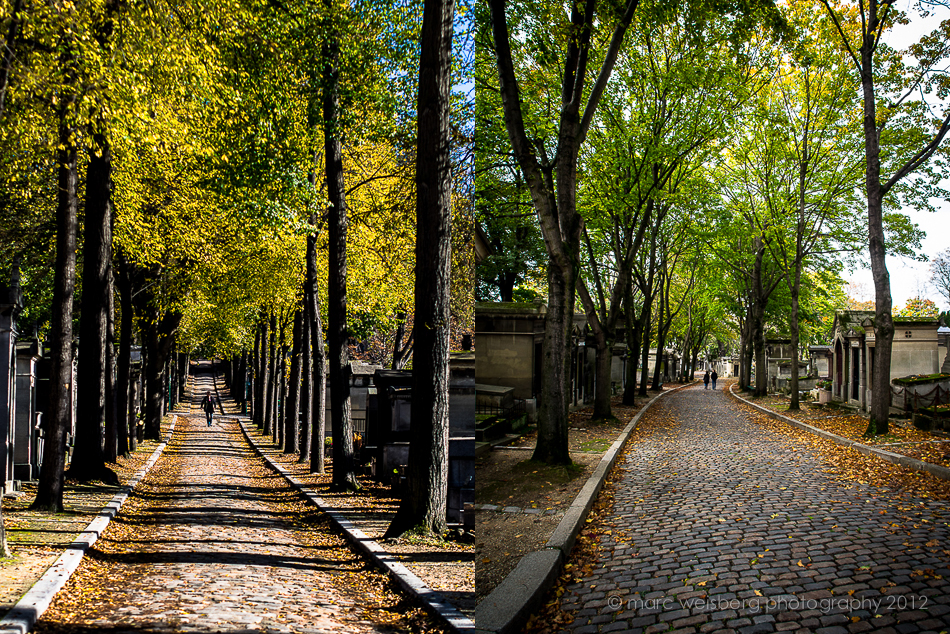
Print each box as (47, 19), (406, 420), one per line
(201, 390), (216, 426)
(703, 370), (718, 390)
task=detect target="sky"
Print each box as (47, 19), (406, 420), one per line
(843, 0), (950, 312)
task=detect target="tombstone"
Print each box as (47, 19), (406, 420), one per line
(0, 265), (24, 494)
(14, 341), (42, 480)
(474, 302), (544, 401)
(368, 352), (475, 526)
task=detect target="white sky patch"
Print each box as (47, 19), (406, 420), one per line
(843, 0), (950, 311)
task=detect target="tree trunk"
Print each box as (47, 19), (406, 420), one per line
(299, 298), (313, 463)
(104, 262), (117, 463)
(307, 235), (327, 472)
(323, 9), (358, 490)
(32, 92), (79, 512)
(264, 313), (277, 437)
(532, 261), (573, 464)
(277, 338), (288, 446)
(788, 268), (802, 410)
(284, 308), (303, 453)
(622, 288), (640, 406)
(861, 36), (893, 435)
(253, 319), (263, 426)
(751, 238), (768, 396)
(391, 311), (413, 370)
(591, 331), (613, 420)
(116, 254), (131, 457)
(71, 133), (115, 482)
(142, 311), (181, 441)
(386, 0), (454, 537)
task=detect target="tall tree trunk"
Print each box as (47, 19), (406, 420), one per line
(386, 0), (454, 537)
(142, 310), (181, 441)
(788, 268), (802, 410)
(284, 308), (303, 454)
(116, 254), (131, 457)
(323, 9), (357, 490)
(307, 233), (327, 472)
(32, 76), (79, 512)
(622, 287), (640, 405)
(591, 331), (613, 419)
(253, 319), (263, 426)
(71, 133), (115, 482)
(751, 238), (768, 397)
(391, 311), (413, 370)
(276, 334), (287, 446)
(299, 299), (313, 463)
(861, 35), (892, 435)
(104, 261), (117, 463)
(534, 262), (573, 464)
(265, 313), (277, 437)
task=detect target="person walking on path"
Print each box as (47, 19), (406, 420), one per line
(711, 369), (718, 390)
(703, 370), (710, 389)
(200, 390), (216, 426)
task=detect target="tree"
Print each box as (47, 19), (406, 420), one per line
(931, 248), (950, 309)
(815, 0), (950, 435)
(896, 297), (939, 318)
(386, 0), (455, 538)
(578, 15), (756, 417)
(32, 9), (80, 512)
(488, 0), (641, 464)
(745, 8), (865, 409)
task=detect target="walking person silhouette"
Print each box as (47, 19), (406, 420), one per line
(201, 390), (216, 427)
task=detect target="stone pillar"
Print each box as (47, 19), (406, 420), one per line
(0, 263), (24, 493)
(14, 341), (41, 480)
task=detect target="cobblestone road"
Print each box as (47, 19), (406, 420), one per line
(34, 370), (398, 634)
(561, 383), (950, 634)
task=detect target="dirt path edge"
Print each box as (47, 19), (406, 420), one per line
(0, 415), (179, 634)
(474, 382), (697, 634)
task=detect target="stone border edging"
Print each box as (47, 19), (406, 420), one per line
(0, 415), (179, 634)
(234, 417), (474, 633)
(474, 381), (698, 634)
(729, 385), (950, 482)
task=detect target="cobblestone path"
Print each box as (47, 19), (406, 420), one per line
(34, 370), (401, 634)
(561, 383), (950, 634)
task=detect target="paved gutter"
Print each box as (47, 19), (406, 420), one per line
(730, 385), (950, 482)
(0, 415), (179, 634)
(474, 382), (697, 634)
(234, 416), (474, 633)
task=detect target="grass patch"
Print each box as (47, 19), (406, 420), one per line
(577, 439), (613, 452)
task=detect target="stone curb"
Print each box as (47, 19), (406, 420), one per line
(0, 415), (179, 634)
(234, 417), (474, 633)
(474, 381), (697, 634)
(730, 386), (950, 482)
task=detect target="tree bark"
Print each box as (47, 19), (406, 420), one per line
(386, 0), (454, 537)
(142, 310), (181, 441)
(622, 286), (641, 405)
(284, 308), (303, 453)
(299, 297), (313, 463)
(32, 85), (79, 512)
(104, 257), (117, 463)
(306, 231), (327, 472)
(490, 0), (641, 465)
(70, 132), (116, 483)
(253, 318), (263, 427)
(115, 254), (131, 457)
(323, 7), (358, 490)
(264, 313), (277, 437)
